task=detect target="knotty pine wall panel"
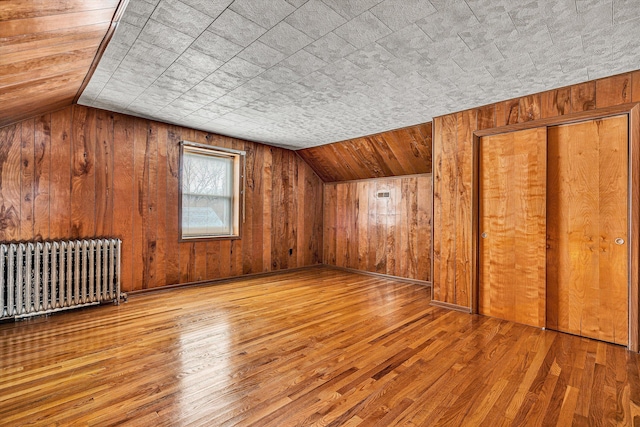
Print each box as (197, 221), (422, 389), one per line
(298, 123), (432, 182)
(432, 70), (640, 309)
(0, 105), (323, 292)
(323, 175), (431, 282)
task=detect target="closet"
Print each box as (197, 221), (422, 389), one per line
(477, 114), (630, 346)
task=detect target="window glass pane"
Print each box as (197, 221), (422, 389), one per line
(182, 150), (235, 237)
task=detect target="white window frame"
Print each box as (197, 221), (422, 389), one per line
(179, 141), (245, 241)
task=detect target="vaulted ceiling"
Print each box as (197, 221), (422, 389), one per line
(0, 1), (125, 128)
(6, 1), (640, 149)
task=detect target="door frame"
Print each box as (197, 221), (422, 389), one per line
(470, 103), (640, 351)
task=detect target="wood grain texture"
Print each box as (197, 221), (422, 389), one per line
(298, 122), (432, 182)
(1, 267), (639, 426)
(432, 71), (638, 310)
(0, 1), (121, 127)
(323, 175), (431, 282)
(0, 105), (323, 292)
(547, 116), (629, 345)
(479, 128), (547, 328)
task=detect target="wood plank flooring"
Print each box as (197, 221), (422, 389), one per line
(1, 267), (639, 426)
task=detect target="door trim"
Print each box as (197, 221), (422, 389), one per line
(471, 103), (640, 351)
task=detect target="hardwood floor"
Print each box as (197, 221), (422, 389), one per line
(1, 267), (639, 426)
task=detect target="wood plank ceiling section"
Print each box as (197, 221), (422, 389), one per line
(0, 0), (125, 128)
(297, 122), (432, 182)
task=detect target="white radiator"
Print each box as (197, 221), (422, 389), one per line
(0, 238), (123, 320)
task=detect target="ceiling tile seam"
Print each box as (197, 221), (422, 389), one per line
(93, 0), (162, 104)
(122, 1), (234, 112)
(318, 0), (386, 21)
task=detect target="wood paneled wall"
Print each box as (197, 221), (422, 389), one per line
(298, 123), (432, 182)
(0, 105), (323, 293)
(0, 1), (124, 127)
(432, 70), (640, 309)
(323, 175), (431, 282)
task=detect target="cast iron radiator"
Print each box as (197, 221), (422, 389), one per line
(0, 238), (123, 320)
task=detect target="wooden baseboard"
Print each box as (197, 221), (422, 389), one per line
(430, 300), (472, 313)
(127, 264), (325, 296)
(322, 265), (431, 287)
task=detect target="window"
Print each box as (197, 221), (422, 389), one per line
(180, 142), (244, 240)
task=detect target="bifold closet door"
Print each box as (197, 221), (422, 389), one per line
(547, 115), (628, 345)
(479, 128), (547, 328)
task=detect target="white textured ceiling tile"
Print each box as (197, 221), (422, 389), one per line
(229, 0), (296, 28)
(529, 36), (585, 68)
(582, 30), (613, 56)
(418, 35), (468, 62)
(576, 3), (614, 34)
(613, 0), (640, 23)
(285, 0), (346, 38)
(258, 65), (305, 85)
(227, 86), (264, 103)
(155, 63), (207, 92)
(280, 50), (328, 75)
(179, 0), (232, 18)
(345, 43), (393, 69)
(333, 12), (392, 48)
(176, 48), (224, 75)
(384, 51), (429, 77)
(150, 0), (213, 37)
(185, 109), (217, 122)
(217, 57), (265, 79)
(204, 69), (247, 90)
(113, 59), (165, 87)
(122, 0), (156, 27)
(286, 0), (309, 7)
(165, 97), (205, 113)
(214, 94), (249, 108)
(138, 19), (195, 53)
(237, 41), (287, 68)
(494, 26), (552, 58)
(576, 0), (611, 13)
(416, 0), (477, 39)
(485, 53), (535, 78)
(187, 81), (227, 101)
(208, 9), (266, 47)
(192, 31), (244, 61)
(134, 88), (181, 110)
(240, 77), (283, 96)
(458, 12), (516, 50)
(463, 0), (510, 23)
(99, 88), (142, 106)
(258, 21), (314, 55)
(303, 32), (357, 62)
(320, 0), (384, 19)
(376, 24), (432, 58)
(126, 40), (180, 68)
(113, 21), (144, 47)
(97, 53), (125, 74)
(200, 102), (236, 116)
(370, 0), (437, 31)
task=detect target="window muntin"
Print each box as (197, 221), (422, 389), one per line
(180, 143), (243, 239)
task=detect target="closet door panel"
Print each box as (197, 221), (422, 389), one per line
(547, 115), (628, 345)
(479, 127), (547, 328)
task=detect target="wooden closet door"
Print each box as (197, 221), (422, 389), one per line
(547, 115), (628, 345)
(479, 128), (547, 328)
